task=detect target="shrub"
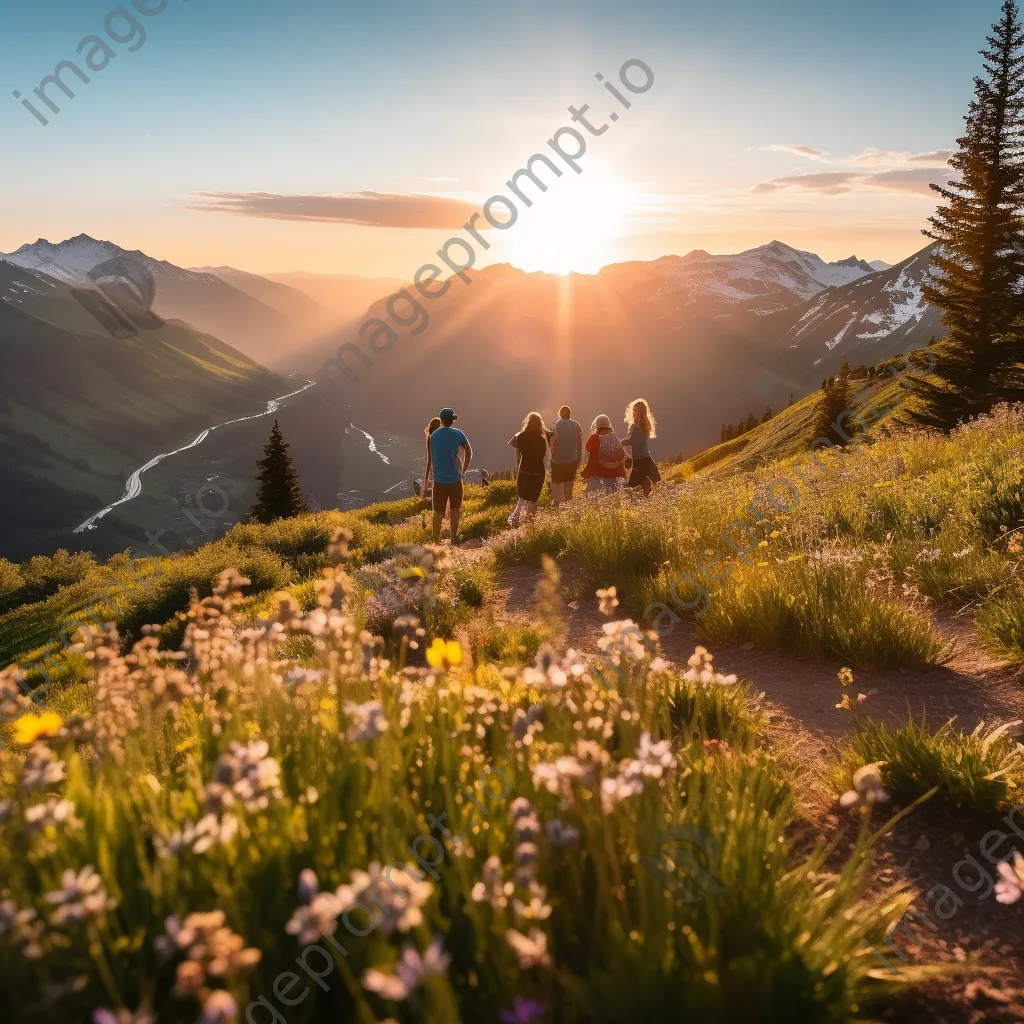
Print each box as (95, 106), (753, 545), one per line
(840, 717), (1024, 815)
(698, 556), (946, 668)
(976, 581), (1024, 662)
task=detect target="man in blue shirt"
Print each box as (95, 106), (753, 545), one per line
(428, 407), (472, 543)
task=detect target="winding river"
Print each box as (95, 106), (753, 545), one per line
(73, 381), (316, 533)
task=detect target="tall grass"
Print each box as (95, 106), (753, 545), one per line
(0, 558), (930, 1023)
(839, 717), (1024, 815)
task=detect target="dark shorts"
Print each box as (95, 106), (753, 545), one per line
(517, 469), (545, 502)
(432, 480), (463, 513)
(627, 457), (661, 488)
(550, 460), (580, 484)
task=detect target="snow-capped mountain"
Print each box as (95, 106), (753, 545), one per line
(766, 244), (944, 377)
(0, 235), (318, 365)
(607, 240), (877, 313)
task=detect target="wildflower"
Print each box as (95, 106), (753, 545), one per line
(916, 548), (941, 563)
(347, 862), (434, 934)
(522, 646), (569, 690)
(157, 813), (239, 858)
(362, 936), (450, 1001)
(702, 738), (732, 759)
(201, 991), (238, 1024)
(839, 762), (890, 809)
(158, 911), (261, 992)
(597, 620), (650, 670)
(0, 900), (43, 959)
(544, 818), (581, 846)
(21, 744), (66, 792)
(513, 884), (553, 922)
(25, 797), (83, 832)
(682, 647), (737, 686)
(501, 997), (547, 1024)
(505, 927), (551, 969)
(995, 851), (1024, 904)
(471, 855), (512, 909)
(837, 667), (854, 686)
(634, 732), (675, 777)
(92, 1010), (154, 1024)
(532, 756), (590, 801)
(44, 866), (116, 926)
(13, 711), (63, 746)
(208, 740), (282, 813)
(596, 586), (619, 616)
(835, 693), (868, 711)
(511, 799), (541, 887)
(344, 700), (388, 742)
(513, 703), (545, 743)
(426, 638), (463, 671)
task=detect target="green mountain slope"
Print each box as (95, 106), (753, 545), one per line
(0, 260), (284, 559)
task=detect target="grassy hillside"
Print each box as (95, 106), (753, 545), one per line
(4, 383), (1024, 1021)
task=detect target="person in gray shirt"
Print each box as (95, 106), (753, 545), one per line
(549, 405), (583, 504)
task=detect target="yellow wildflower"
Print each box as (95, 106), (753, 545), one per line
(399, 566), (427, 579)
(426, 638), (463, 670)
(838, 667), (854, 686)
(175, 736), (199, 754)
(757, 540), (769, 548)
(769, 530), (781, 538)
(13, 711), (63, 745)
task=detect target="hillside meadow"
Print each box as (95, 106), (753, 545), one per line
(3, 383), (1024, 1021)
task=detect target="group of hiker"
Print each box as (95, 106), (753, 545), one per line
(421, 400), (660, 543)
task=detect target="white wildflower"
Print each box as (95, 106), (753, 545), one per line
(362, 936), (450, 1001)
(44, 867), (116, 926)
(505, 926), (551, 968)
(25, 797), (82, 832)
(596, 586), (619, 616)
(344, 700), (388, 742)
(839, 762), (890, 809)
(995, 851), (1024, 905)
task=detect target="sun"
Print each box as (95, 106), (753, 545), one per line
(495, 169), (638, 275)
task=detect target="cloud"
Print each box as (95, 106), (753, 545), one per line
(184, 191), (484, 228)
(850, 147), (954, 167)
(752, 165), (954, 198)
(906, 149), (955, 164)
(763, 144), (830, 161)
(849, 148), (905, 165)
(859, 167), (956, 195)
(753, 172), (860, 195)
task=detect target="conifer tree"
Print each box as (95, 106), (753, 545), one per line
(911, 0), (1024, 428)
(249, 420), (308, 524)
(813, 363), (855, 445)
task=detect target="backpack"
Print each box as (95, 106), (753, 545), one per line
(596, 432), (626, 469)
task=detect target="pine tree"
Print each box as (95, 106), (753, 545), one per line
(250, 420), (308, 524)
(911, 0), (1024, 429)
(813, 363), (855, 445)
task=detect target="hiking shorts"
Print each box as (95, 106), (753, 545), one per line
(432, 480), (463, 514)
(550, 460), (580, 485)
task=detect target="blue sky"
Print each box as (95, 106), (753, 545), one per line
(0, 0), (1005, 275)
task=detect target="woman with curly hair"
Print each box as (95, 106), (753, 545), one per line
(622, 398), (660, 497)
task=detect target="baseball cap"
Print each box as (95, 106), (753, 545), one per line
(439, 407), (458, 423)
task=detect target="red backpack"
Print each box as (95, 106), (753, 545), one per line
(597, 432), (626, 469)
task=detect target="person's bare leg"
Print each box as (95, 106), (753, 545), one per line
(432, 498), (445, 543)
(450, 503), (461, 540)
(643, 479), (653, 498)
(565, 477), (575, 501)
